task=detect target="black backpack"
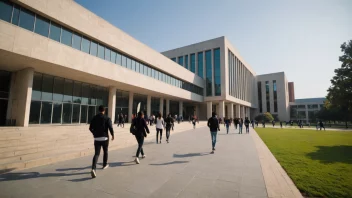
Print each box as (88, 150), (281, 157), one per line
(130, 119), (137, 135)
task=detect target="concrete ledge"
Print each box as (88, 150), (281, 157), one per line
(251, 129), (303, 198)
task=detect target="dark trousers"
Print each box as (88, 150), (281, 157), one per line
(156, 128), (163, 142)
(245, 125), (249, 133)
(135, 135), (145, 157)
(166, 127), (171, 140)
(235, 124), (238, 129)
(92, 140), (109, 170)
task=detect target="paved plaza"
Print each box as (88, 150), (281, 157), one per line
(0, 125), (290, 198)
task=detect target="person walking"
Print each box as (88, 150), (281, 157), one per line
(234, 118), (238, 130)
(165, 113), (174, 143)
(251, 119), (255, 129)
(239, 118), (243, 134)
(89, 105), (114, 178)
(192, 115), (196, 129)
(262, 120), (266, 128)
(224, 117), (230, 134)
(319, 120), (325, 131)
(208, 112), (220, 153)
(245, 117), (250, 133)
(155, 112), (164, 144)
(117, 113), (124, 128)
(256, 120), (259, 127)
(131, 111), (150, 164)
(272, 120), (275, 128)
(280, 121), (283, 128)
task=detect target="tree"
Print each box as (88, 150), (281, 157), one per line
(254, 114), (264, 122)
(326, 40), (352, 128)
(264, 112), (274, 122)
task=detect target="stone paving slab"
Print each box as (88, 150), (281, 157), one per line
(0, 125), (300, 198)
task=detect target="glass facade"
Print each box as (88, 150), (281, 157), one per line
(257, 82), (262, 113)
(214, 48), (221, 96)
(190, 54), (196, 73)
(265, 81), (270, 112)
(205, 50), (212, 96)
(29, 72), (108, 124)
(185, 55), (188, 69)
(169, 100), (179, 116)
(171, 57), (176, 62)
(178, 56), (183, 67)
(115, 90), (129, 123)
(151, 97), (160, 116)
(197, 52), (203, 78)
(0, 0), (203, 96)
(273, 80), (278, 112)
(133, 94), (147, 116)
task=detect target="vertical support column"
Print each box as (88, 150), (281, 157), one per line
(219, 101), (225, 119)
(147, 95), (151, 117)
(9, 68), (34, 126)
(235, 104), (240, 118)
(179, 101), (183, 117)
(227, 103), (234, 119)
(207, 101), (212, 119)
(241, 105), (245, 119)
(166, 99), (170, 115)
(159, 98), (164, 117)
(128, 92), (133, 123)
(108, 86), (116, 123)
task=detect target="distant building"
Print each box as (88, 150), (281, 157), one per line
(289, 98), (326, 123)
(288, 82), (295, 102)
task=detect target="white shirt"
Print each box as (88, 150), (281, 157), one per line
(94, 137), (108, 141)
(156, 118), (164, 129)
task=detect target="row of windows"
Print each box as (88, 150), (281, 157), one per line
(228, 50), (254, 102)
(213, 49), (221, 96)
(205, 50), (212, 96)
(257, 82), (263, 113)
(273, 80), (278, 113)
(265, 81), (270, 113)
(0, 0), (203, 96)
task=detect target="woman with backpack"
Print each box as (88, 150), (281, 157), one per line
(155, 112), (164, 144)
(131, 111), (150, 164)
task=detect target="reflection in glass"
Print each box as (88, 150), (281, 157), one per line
(214, 48), (221, 96)
(61, 27), (72, 46)
(29, 101), (41, 124)
(34, 15), (49, 37)
(62, 103), (72, 123)
(197, 52), (203, 78)
(72, 104), (80, 123)
(116, 53), (122, 65)
(11, 5), (20, 25)
(63, 79), (73, 102)
(88, 106), (95, 123)
(81, 83), (90, 105)
(73, 81), (82, 103)
(41, 102), (52, 124)
(32, 73), (42, 100)
(41, 75), (53, 101)
(80, 105), (87, 123)
(19, 8), (35, 31)
(49, 22), (61, 42)
(0, 0), (12, 22)
(81, 37), (90, 54)
(90, 41), (97, 56)
(105, 47), (110, 61)
(52, 103), (62, 123)
(53, 77), (64, 101)
(72, 32), (81, 50)
(110, 51), (116, 63)
(190, 54), (195, 73)
(98, 44), (104, 59)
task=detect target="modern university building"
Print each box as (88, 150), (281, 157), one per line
(0, 0), (314, 127)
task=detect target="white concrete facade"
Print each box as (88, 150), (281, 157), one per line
(289, 98), (325, 123)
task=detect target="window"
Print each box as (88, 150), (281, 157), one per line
(131, 60), (135, 71)
(41, 75), (54, 101)
(53, 77), (64, 102)
(121, 56), (127, 67)
(116, 53), (122, 65)
(11, 5), (20, 25)
(81, 105), (87, 123)
(90, 41), (98, 56)
(0, 0), (12, 22)
(41, 102), (52, 124)
(105, 47), (111, 61)
(81, 37), (90, 54)
(73, 81), (82, 103)
(61, 27), (72, 46)
(197, 52), (204, 78)
(205, 50), (212, 96)
(32, 73), (42, 100)
(72, 104), (80, 123)
(273, 80), (278, 112)
(49, 22), (61, 42)
(81, 83), (90, 105)
(110, 51), (116, 63)
(97, 44), (104, 59)
(62, 103), (72, 123)
(258, 82), (262, 113)
(52, 103), (62, 123)
(185, 55), (189, 69)
(34, 15), (49, 37)
(127, 58), (132, 69)
(178, 56), (184, 66)
(135, 62), (140, 73)
(63, 79), (73, 102)
(171, 58), (176, 62)
(214, 48), (221, 96)
(72, 32), (81, 50)
(190, 54), (195, 73)
(265, 81), (270, 112)
(19, 8), (35, 31)
(29, 101), (41, 124)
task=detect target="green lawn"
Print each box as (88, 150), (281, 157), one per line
(256, 128), (352, 198)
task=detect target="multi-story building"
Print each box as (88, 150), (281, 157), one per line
(289, 97), (325, 123)
(0, 0), (321, 127)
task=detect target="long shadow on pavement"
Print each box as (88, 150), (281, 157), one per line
(173, 152), (210, 158)
(149, 161), (189, 166)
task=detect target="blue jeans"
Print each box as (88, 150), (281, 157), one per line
(210, 131), (217, 149)
(226, 125), (229, 134)
(239, 126), (243, 134)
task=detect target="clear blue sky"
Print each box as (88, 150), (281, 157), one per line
(75, 0), (351, 99)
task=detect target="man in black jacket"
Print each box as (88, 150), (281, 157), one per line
(89, 105), (114, 178)
(208, 112), (220, 154)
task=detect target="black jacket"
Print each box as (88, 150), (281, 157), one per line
(208, 117), (220, 132)
(89, 113), (114, 138)
(133, 117), (150, 137)
(165, 117), (174, 128)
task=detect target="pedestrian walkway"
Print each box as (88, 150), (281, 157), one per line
(0, 125), (301, 198)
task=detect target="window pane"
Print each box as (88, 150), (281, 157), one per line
(52, 102), (62, 123)
(178, 56), (184, 66)
(88, 106), (95, 123)
(53, 77), (64, 101)
(89, 86), (96, 105)
(40, 102), (52, 124)
(29, 101), (41, 124)
(81, 83), (89, 105)
(41, 75), (53, 101)
(127, 58), (131, 69)
(19, 8), (35, 31)
(11, 5), (20, 25)
(110, 51), (116, 63)
(0, 0), (12, 22)
(98, 44), (104, 59)
(63, 79), (73, 102)
(62, 103), (72, 123)
(105, 47), (110, 61)
(136, 62), (140, 73)
(61, 27), (72, 46)
(90, 41), (97, 56)
(32, 73), (42, 100)
(80, 105), (87, 123)
(131, 60), (135, 71)
(197, 52), (203, 78)
(34, 15), (49, 37)
(81, 37), (90, 54)
(72, 104), (80, 123)
(49, 22), (61, 42)
(72, 32), (81, 50)
(116, 53), (122, 65)
(148, 67), (151, 77)
(121, 56), (127, 67)
(73, 81), (82, 103)
(190, 54), (196, 73)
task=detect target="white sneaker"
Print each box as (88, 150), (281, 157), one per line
(91, 169), (96, 178)
(142, 155), (146, 158)
(102, 164), (109, 170)
(135, 157), (140, 164)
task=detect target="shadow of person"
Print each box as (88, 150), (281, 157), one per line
(0, 171), (87, 182)
(149, 161), (189, 166)
(306, 145), (352, 164)
(173, 152), (210, 158)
